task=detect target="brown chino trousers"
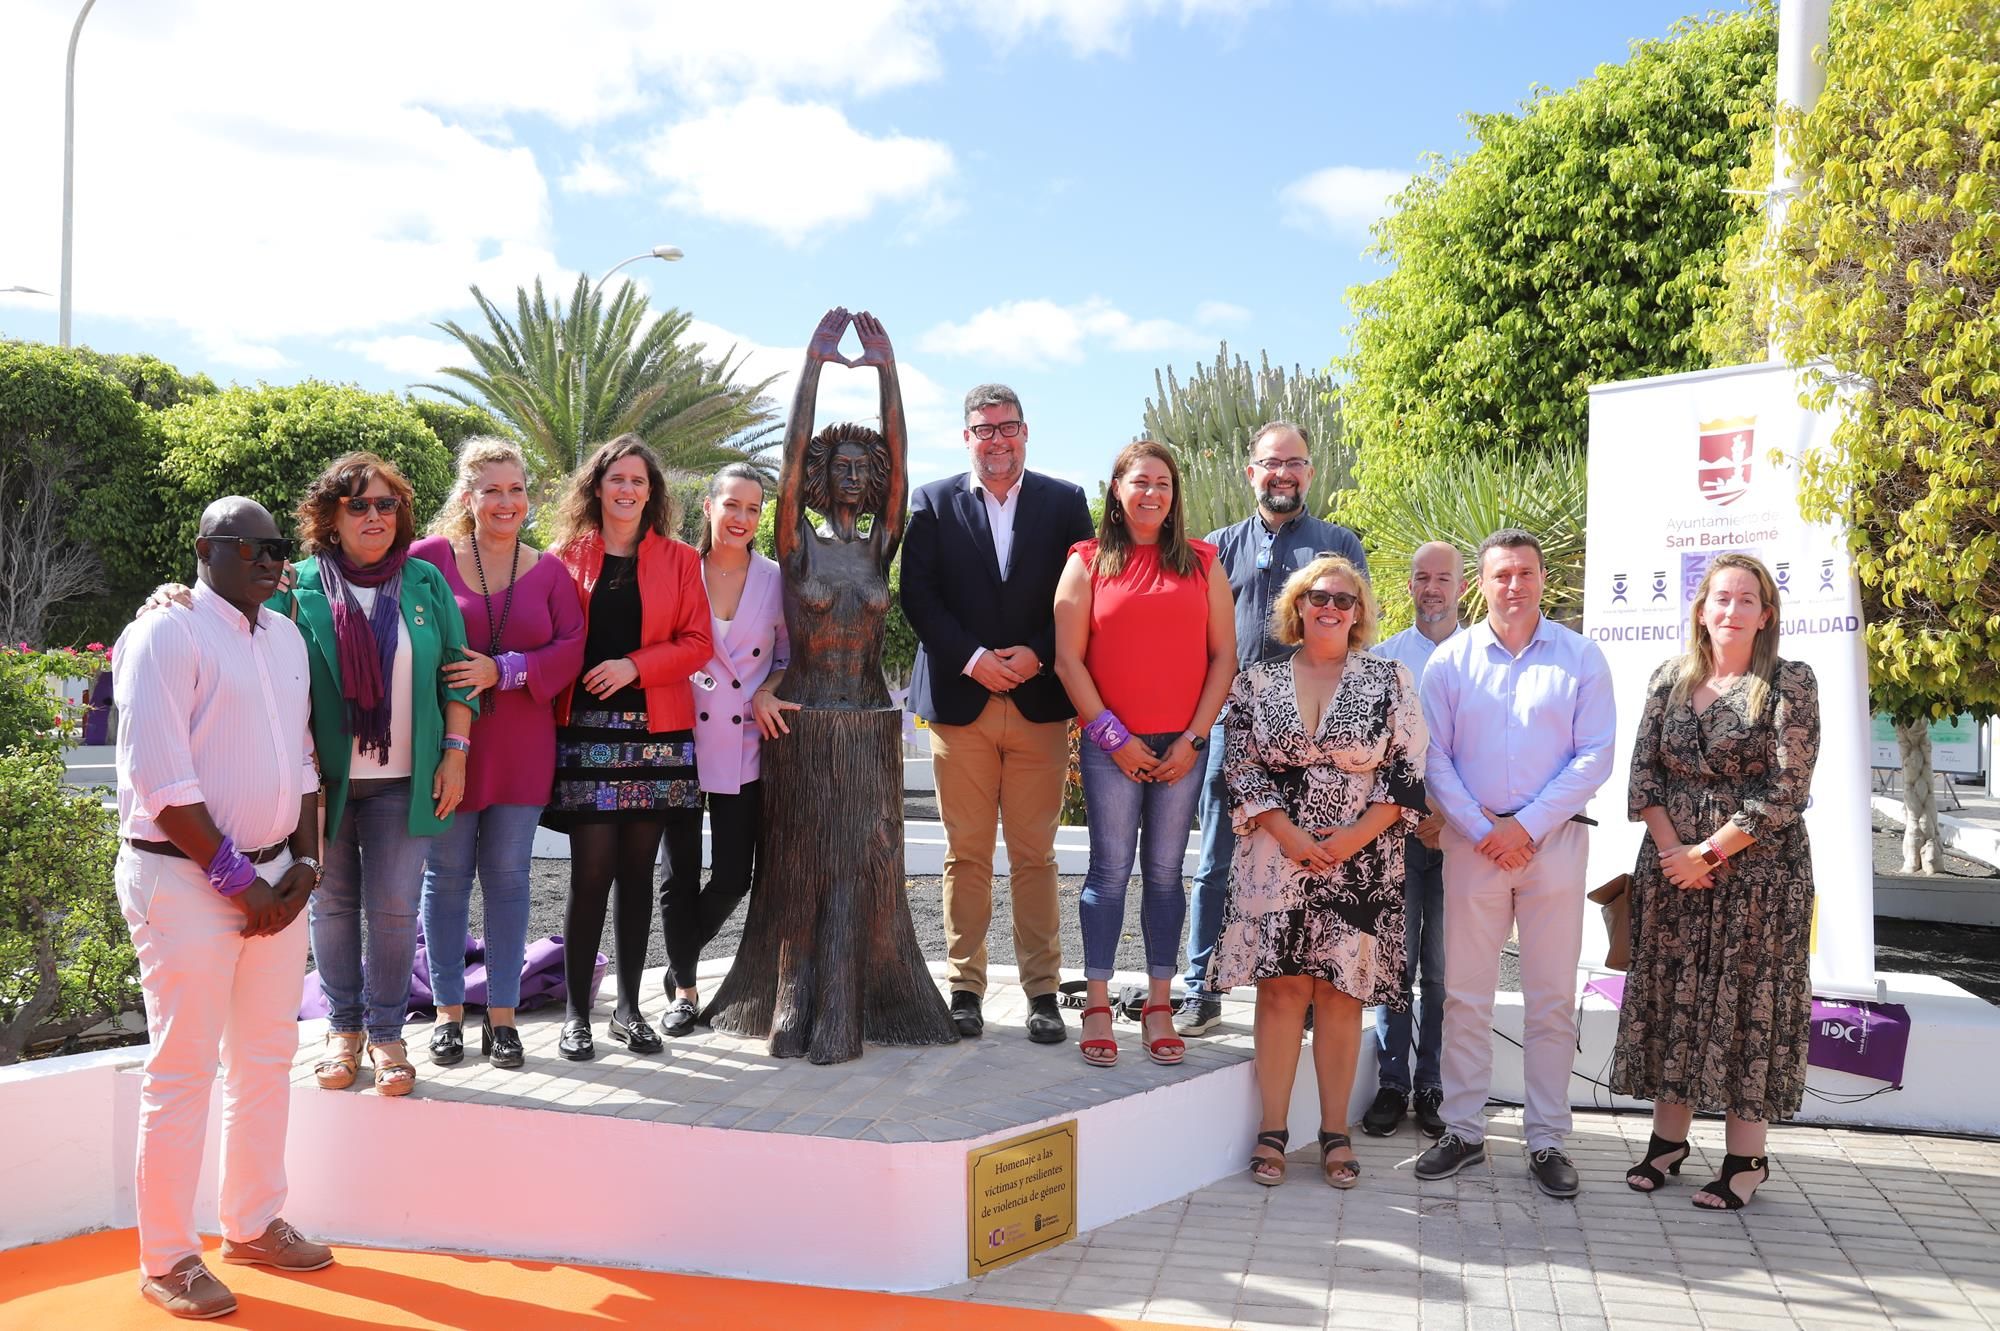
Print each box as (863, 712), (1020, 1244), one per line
(929, 694), (1068, 999)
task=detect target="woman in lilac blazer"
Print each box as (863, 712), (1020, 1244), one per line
(673, 464), (794, 1036)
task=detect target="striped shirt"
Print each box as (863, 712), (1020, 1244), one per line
(113, 579), (317, 850)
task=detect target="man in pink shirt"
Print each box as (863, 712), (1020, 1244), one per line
(114, 497), (333, 1319)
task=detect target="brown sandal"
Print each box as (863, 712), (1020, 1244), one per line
(314, 1031), (363, 1090)
(1319, 1130), (1360, 1189)
(368, 1040), (416, 1097)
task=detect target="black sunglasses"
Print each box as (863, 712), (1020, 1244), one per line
(207, 536), (297, 564)
(1303, 589), (1360, 611)
(342, 496), (404, 515)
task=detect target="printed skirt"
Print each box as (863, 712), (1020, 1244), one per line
(542, 709), (701, 829)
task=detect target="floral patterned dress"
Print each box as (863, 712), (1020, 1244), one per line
(1610, 657), (1821, 1121)
(1206, 651), (1428, 1003)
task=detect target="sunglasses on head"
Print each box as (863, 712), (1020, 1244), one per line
(1303, 589), (1359, 611)
(342, 496), (403, 516)
(207, 536), (297, 563)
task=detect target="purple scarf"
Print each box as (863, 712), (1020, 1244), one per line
(319, 545), (409, 765)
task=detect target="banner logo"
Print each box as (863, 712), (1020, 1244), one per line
(1697, 416), (1756, 507)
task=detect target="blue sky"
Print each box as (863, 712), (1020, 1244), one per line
(1, 0), (1754, 489)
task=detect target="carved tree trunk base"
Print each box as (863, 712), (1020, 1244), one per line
(701, 706), (957, 1063)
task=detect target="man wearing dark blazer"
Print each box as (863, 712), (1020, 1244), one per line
(903, 383), (1095, 1044)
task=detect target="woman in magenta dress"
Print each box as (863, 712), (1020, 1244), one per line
(412, 438), (584, 1069)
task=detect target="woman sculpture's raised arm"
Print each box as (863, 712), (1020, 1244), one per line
(848, 310), (908, 564)
(776, 306), (853, 566)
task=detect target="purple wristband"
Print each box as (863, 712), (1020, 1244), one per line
(495, 651), (529, 691)
(1082, 709), (1132, 753)
(206, 836), (257, 897)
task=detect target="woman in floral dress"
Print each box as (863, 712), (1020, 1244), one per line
(1208, 555), (1427, 1189)
(1612, 553), (1821, 1210)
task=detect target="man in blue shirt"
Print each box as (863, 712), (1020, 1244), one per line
(1176, 421), (1366, 1037)
(1413, 529), (1616, 1198)
(1361, 541), (1465, 1140)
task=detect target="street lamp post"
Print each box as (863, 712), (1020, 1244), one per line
(59, 0), (99, 348)
(574, 245), (683, 458)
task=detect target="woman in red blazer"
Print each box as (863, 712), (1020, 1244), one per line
(545, 434), (712, 1061)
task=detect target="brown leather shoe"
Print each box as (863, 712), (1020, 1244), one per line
(221, 1217), (334, 1271)
(139, 1256), (237, 1319)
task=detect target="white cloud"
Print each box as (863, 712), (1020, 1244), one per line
(1196, 300), (1252, 325)
(965, 0), (1273, 56)
(559, 146), (634, 198)
(685, 318), (965, 484)
(918, 298), (1207, 370)
(339, 335), (474, 379)
(1279, 166), (1410, 235)
(641, 98), (954, 245)
(198, 336), (293, 373)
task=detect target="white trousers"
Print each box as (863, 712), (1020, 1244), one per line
(115, 845), (306, 1277)
(1438, 821), (1587, 1152)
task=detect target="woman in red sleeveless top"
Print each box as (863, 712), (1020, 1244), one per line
(1053, 440), (1237, 1069)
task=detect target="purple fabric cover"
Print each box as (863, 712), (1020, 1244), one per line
(301, 933), (604, 1021)
(1582, 975), (1912, 1088)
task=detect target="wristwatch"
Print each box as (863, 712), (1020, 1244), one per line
(1183, 729), (1208, 752)
(296, 855), (324, 884)
(1695, 839), (1725, 869)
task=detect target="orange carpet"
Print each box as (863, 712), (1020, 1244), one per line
(0, 1230), (1182, 1330)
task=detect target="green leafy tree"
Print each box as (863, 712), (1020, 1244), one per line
(0, 746), (132, 1064)
(1142, 343), (1352, 540)
(62, 347), (218, 411)
(1716, 0), (1998, 869)
(1338, 6), (1778, 541)
(405, 395), (508, 458)
(137, 382), (453, 581)
(426, 276), (780, 484)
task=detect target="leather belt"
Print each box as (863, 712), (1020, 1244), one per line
(126, 838), (289, 864)
(1496, 813), (1599, 827)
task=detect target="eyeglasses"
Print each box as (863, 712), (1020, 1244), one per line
(1302, 589), (1359, 611)
(1252, 458), (1311, 474)
(207, 536), (297, 563)
(342, 496), (403, 516)
(967, 421), (1025, 440)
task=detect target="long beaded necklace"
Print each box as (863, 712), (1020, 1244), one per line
(470, 535), (521, 653)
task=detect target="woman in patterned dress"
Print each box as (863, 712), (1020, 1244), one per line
(1208, 555), (1427, 1188)
(544, 435), (712, 1061)
(1612, 553), (1820, 1210)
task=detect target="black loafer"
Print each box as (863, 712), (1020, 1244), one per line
(558, 1020), (595, 1062)
(1025, 993), (1066, 1044)
(1361, 1086), (1407, 1137)
(428, 1020), (464, 1067)
(482, 1016), (525, 1069)
(1529, 1147), (1581, 1199)
(660, 999), (698, 1038)
(1414, 1133), (1485, 1181)
(950, 991), (984, 1038)
(609, 1016), (663, 1054)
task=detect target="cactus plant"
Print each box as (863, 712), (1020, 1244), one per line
(1140, 343), (1352, 541)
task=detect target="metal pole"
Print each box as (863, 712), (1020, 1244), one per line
(1768, 0), (1831, 359)
(59, 0), (99, 348)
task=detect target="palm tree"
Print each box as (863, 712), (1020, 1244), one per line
(425, 275), (780, 481)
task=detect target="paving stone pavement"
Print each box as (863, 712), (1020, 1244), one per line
(929, 1109), (2000, 1330)
(287, 962), (1255, 1141)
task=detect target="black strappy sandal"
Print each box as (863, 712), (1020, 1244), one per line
(1625, 1132), (1691, 1193)
(1318, 1130), (1360, 1190)
(1694, 1153), (1769, 1210)
(1250, 1130), (1289, 1186)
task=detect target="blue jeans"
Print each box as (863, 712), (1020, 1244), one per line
(310, 781), (435, 1045)
(1183, 719), (1233, 998)
(1374, 833), (1446, 1092)
(420, 802), (542, 1011)
(1078, 732), (1202, 980)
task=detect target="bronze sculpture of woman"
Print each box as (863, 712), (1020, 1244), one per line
(702, 308), (958, 1062)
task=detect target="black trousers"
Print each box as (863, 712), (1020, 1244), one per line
(698, 781), (763, 949)
(657, 805), (705, 992)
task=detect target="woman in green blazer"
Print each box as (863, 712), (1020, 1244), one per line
(279, 453), (480, 1098)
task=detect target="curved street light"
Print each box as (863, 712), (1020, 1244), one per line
(59, 0), (100, 348)
(590, 244), (684, 297)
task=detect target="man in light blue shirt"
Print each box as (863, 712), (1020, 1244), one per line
(1360, 541), (1465, 1141)
(1413, 529), (1616, 1199)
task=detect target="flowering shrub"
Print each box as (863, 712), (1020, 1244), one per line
(0, 645), (110, 756)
